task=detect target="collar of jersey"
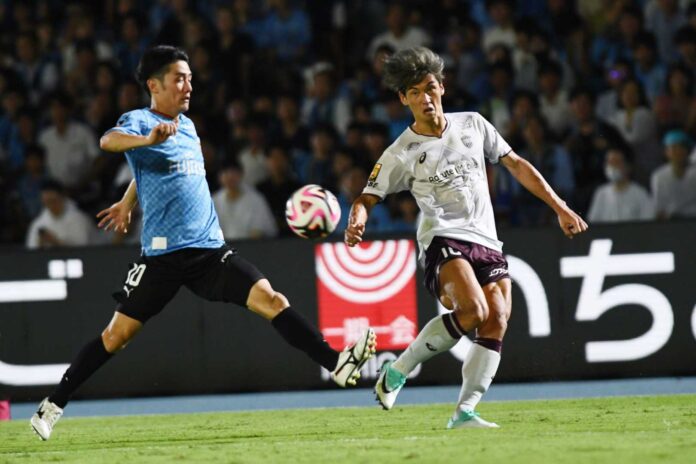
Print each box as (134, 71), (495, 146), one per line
(148, 108), (179, 121)
(408, 115), (450, 139)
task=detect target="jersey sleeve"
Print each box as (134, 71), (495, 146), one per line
(105, 111), (145, 137)
(476, 113), (512, 164)
(362, 151), (410, 199)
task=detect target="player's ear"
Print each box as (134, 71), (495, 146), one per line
(398, 91), (408, 106)
(147, 77), (159, 95)
(440, 81), (445, 96)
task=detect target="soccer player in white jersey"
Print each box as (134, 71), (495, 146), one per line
(345, 47), (588, 429)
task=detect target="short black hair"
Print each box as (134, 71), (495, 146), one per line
(40, 178), (65, 194)
(135, 45), (189, 94)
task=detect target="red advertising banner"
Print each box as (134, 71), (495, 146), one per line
(315, 239), (418, 350)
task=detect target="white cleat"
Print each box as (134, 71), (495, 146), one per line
(331, 328), (376, 387)
(374, 360), (406, 410)
(30, 397), (63, 440)
(447, 410), (499, 429)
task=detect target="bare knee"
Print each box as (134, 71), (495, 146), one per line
(101, 326), (137, 353)
(452, 297), (489, 331)
(247, 279), (289, 320)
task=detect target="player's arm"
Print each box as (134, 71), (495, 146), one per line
(345, 194), (381, 246)
(99, 119), (178, 152)
(500, 151), (588, 238)
(96, 179), (138, 233)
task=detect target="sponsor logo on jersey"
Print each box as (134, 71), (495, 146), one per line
(419, 152), (427, 163)
(368, 163), (382, 182)
(169, 158), (206, 176)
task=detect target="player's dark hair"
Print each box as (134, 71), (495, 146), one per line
(136, 45), (189, 94)
(382, 46), (444, 94)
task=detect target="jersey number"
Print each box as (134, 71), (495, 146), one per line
(441, 247), (462, 258)
(125, 264), (146, 287)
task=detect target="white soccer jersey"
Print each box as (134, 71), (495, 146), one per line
(363, 112), (512, 255)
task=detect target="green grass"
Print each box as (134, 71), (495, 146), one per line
(2, 395), (696, 463)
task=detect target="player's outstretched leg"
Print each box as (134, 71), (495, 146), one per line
(375, 312), (464, 409)
(30, 312), (142, 440)
(449, 278), (511, 429)
(247, 279), (376, 387)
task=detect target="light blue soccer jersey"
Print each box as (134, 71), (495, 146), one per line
(107, 108), (224, 256)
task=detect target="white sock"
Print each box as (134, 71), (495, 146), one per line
(392, 313), (464, 375)
(455, 343), (501, 415)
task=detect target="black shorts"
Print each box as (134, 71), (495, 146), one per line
(423, 236), (509, 298)
(113, 245), (265, 323)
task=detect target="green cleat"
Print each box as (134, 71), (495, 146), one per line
(374, 360), (407, 410)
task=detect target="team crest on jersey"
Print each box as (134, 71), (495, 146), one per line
(406, 142), (421, 151)
(368, 163), (382, 182)
(419, 152), (427, 163)
(462, 135), (473, 148)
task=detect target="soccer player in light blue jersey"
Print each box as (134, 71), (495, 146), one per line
(31, 46), (376, 441)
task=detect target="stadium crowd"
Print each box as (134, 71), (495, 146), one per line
(1, 0), (695, 249)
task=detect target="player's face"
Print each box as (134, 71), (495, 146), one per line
(400, 74), (445, 124)
(151, 60), (192, 114)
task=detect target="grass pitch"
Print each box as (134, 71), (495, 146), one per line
(1, 394), (695, 463)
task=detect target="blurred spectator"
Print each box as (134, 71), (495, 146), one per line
(596, 59), (633, 122)
(268, 93), (310, 153)
(448, 20), (487, 98)
(335, 166), (394, 233)
(38, 93), (100, 191)
(482, 0), (516, 53)
(295, 124), (336, 186)
(16, 145), (47, 220)
(257, 0), (311, 63)
(537, 59), (572, 138)
(301, 63), (351, 135)
(213, 159), (277, 240)
(591, 5), (643, 70)
(644, 0), (686, 63)
(651, 130), (696, 219)
(674, 25), (696, 73)
(515, 114), (575, 225)
(512, 18), (539, 92)
(61, 11), (114, 74)
(26, 179), (94, 249)
(608, 78), (661, 185)
(366, 2), (431, 59)
(632, 31), (667, 103)
(363, 122), (391, 167)
(565, 87), (628, 216)
(215, 5), (255, 99)
(12, 32), (59, 105)
(479, 61), (514, 132)
(0, 88), (26, 150)
(237, 115), (269, 186)
(504, 90), (538, 147)
(653, 63), (694, 132)
(587, 147), (655, 223)
(5, 108), (38, 172)
(257, 144), (301, 235)
(114, 12), (149, 78)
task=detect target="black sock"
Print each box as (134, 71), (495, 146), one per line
(271, 307), (339, 370)
(49, 336), (113, 409)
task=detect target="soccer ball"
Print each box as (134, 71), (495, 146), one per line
(285, 184), (341, 239)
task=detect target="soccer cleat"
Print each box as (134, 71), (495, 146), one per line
(30, 397), (64, 440)
(446, 410), (499, 429)
(331, 328), (376, 387)
(374, 360), (407, 410)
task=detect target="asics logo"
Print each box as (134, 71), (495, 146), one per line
(419, 152), (427, 163)
(426, 342), (437, 352)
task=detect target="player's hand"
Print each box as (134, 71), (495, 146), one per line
(345, 222), (365, 247)
(96, 201), (132, 233)
(146, 120), (178, 146)
(557, 207), (588, 239)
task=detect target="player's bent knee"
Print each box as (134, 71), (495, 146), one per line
(101, 328), (136, 353)
(453, 298), (488, 329)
